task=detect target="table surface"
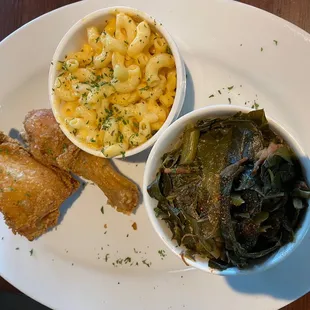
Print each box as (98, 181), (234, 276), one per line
(0, 0), (310, 309)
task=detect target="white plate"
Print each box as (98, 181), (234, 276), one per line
(1, 0), (310, 309)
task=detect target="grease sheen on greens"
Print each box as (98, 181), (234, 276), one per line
(147, 110), (309, 270)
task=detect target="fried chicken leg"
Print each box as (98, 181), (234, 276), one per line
(0, 132), (79, 241)
(23, 109), (139, 214)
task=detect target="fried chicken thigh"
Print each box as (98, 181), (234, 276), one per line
(0, 132), (79, 241)
(23, 109), (139, 214)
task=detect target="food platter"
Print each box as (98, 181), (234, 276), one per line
(1, 0), (310, 309)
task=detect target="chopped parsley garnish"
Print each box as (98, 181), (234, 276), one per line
(124, 257), (132, 264)
(218, 90), (222, 94)
(119, 133), (124, 143)
(104, 108), (113, 118)
(273, 40), (278, 45)
(95, 36), (100, 43)
(63, 143), (68, 152)
(142, 259), (151, 267)
(228, 98), (231, 104)
(166, 46), (172, 55)
(120, 151), (126, 159)
(116, 258), (123, 265)
(227, 86), (234, 91)
(139, 86), (150, 91)
(208, 94), (214, 98)
(30, 249), (34, 256)
(101, 206), (104, 214)
(252, 102), (260, 110)
(61, 63), (68, 71)
(102, 119), (112, 131)
(261, 47), (264, 52)
(101, 149), (107, 157)
(158, 249), (167, 259)
(90, 138), (96, 143)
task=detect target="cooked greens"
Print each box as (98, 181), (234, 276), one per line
(147, 110), (309, 270)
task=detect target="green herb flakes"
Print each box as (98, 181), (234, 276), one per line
(124, 257), (132, 264)
(158, 249), (167, 259)
(251, 102), (260, 110)
(142, 259), (151, 267)
(166, 46), (172, 55)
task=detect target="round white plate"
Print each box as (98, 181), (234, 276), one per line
(1, 0), (310, 309)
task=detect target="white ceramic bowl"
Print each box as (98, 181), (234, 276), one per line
(48, 6), (186, 158)
(143, 105), (310, 275)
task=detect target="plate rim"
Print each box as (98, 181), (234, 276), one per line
(1, 0), (310, 309)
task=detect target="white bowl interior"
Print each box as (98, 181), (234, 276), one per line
(48, 6), (186, 158)
(143, 105), (310, 275)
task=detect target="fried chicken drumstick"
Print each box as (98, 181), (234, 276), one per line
(0, 132), (79, 241)
(23, 109), (139, 214)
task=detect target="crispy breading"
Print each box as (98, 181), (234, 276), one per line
(0, 132), (79, 240)
(23, 109), (139, 214)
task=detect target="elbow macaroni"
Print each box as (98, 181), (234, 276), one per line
(145, 53), (175, 87)
(127, 21), (151, 57)
(53, 12), (177, 157)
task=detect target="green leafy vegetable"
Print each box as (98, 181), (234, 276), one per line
(148, 109), (309, 270)
(180, 124), (200, 165)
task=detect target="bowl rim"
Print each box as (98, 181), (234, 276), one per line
(48, 6), (186, 159)
(143, 104), (310, 275)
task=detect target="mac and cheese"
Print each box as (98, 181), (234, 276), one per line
(53, 12), (176, 157)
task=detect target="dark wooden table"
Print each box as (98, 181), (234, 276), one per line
(0, 0), (309, 309)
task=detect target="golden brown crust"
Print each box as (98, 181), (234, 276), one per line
(0, 131), (79, 241)
(71, 151), (139, 214)
(23, 109), (139, 214)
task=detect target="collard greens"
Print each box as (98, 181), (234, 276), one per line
(148, 110), (310, 270)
